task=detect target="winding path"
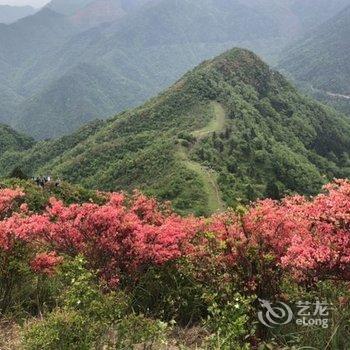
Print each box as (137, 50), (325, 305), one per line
(177, 102), (226, 213)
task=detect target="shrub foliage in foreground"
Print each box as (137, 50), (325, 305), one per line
(0, 180), (350, 348)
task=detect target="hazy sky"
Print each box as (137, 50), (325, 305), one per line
(0, 0), (49, 7)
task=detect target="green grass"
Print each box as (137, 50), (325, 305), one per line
(177, 102), (226, 214)
(184, 158), (225, 214)
(192, 102), (226, 139)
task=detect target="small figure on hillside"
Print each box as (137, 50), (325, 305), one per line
(35, 175), (45, 188)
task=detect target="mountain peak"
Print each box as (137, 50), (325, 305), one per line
(71, 0), (126, 27)
(206, 48), (268, 74)
(4, 47), (350, 215)
(187, 48), (277, 97)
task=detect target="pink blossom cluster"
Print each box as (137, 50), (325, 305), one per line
(1, 180), (350, 286)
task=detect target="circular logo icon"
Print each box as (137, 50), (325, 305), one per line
(258, 299), (293, 328)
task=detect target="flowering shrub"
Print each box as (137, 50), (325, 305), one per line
(281, 180), (350, 281)
(30, 252), (63, 276)
(1, 180), (350, 349)
(1, 180), (350, 296)
(0, 188), (24, 218)
(242, 180), (350, 283)
(0, 191), (201, 288)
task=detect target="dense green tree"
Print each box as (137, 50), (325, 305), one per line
(9, 167), (28, 180)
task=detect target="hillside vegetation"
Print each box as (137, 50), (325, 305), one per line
(0, 178), (349, 349)
(0, 124), (34, 155)
(3, 48), (350, 215)
(279, 4), (350, 95)
(1, 0), (349, 139)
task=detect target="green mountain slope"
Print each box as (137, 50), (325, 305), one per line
(0, 8), (79, 127)
(2, 0), (350, 139)
(0, 124), (34, 155)
(0, 8), (76, 67)
(14, 63), (150, 140)
(3, 48), (350, 215)
(5, 0), (286, 139)
(279, 4), (350, 95)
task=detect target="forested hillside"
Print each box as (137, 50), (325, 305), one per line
(3, 48), (350, 215)
(1, 0), (349, 139)
(0, 8), (79, 128)
(286, 0), (350, 31)
(279, 4), (350, 95)
(0, 124), (34, 155)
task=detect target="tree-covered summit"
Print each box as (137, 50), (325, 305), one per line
(2, 48), (350, 215)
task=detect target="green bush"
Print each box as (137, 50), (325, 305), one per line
(132, 264), (208, 325)
(22, 309), (170, 350)
(22, 257), (170, 349)
(270, 280), (350, 350)
(205, 292), (254, 350)
(22, 309), (99, 350)
(114, 314), (169, 350)
(0, 243), (36, 316)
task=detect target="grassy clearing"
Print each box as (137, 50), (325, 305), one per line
(192, 102), (226, 140)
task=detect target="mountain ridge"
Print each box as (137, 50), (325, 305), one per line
(2, 0), (350, 139)
(278, 4), (350, 95)
(0, 4), (36, 24)
(2, 48), (350, 214)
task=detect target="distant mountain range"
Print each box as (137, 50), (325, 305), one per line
(279, 4), (350, 95)
(279, 3), (350, 115)
(2, 48), (350, 215)
(1, 0), (349, 140)
(0, 5), (36, 24)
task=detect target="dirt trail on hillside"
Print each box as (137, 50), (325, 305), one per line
(177, 102), (226, 214)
